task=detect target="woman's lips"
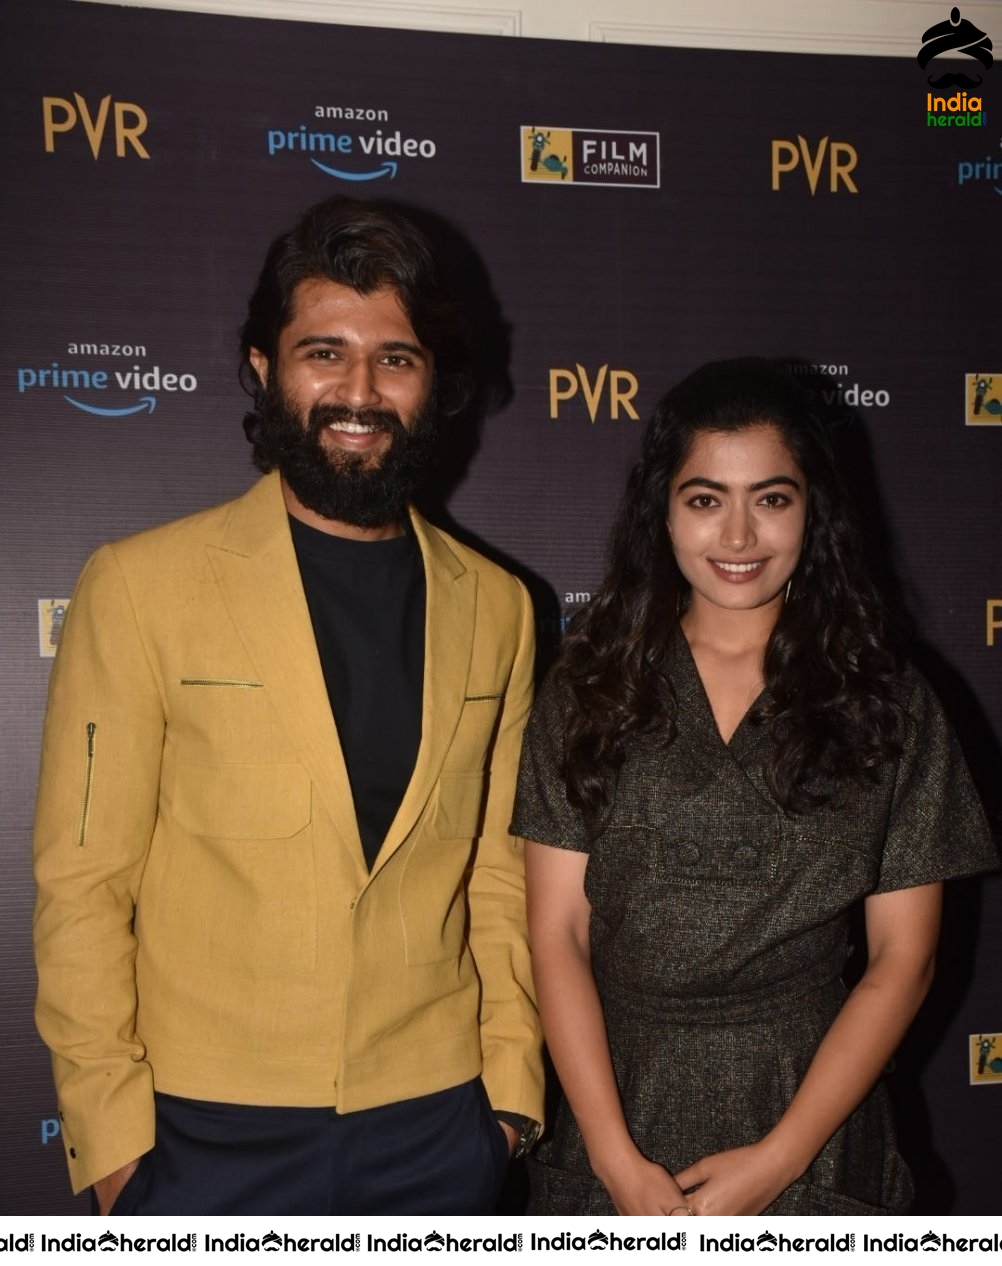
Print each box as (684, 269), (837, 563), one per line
(710, 559), (767, 582)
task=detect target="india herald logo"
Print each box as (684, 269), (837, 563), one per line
(918, 7), (993, 88)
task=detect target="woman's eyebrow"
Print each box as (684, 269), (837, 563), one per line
(676, 475), (801, 493)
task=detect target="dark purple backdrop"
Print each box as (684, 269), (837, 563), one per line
(2, 0), (998, 1215)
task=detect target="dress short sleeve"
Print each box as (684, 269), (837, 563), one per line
(510, 673), (591, 852)
(875, 668), (999, 893)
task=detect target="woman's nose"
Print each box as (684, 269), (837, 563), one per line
(720, 504), (756, 552)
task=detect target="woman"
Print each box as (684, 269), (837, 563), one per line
(513, 359), (996, 1216)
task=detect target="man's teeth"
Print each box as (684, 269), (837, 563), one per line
(329, 421), (378, 434)
(715, 561), (762, 573)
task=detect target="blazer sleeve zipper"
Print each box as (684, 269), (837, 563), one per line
(78, 721), (96, 847)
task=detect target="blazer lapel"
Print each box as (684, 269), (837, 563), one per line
(370, 510), (477, 875)
(206, 474), (366, 870)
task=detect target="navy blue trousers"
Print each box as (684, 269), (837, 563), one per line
(108, 1078), (509, 1215)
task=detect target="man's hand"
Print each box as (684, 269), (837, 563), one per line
(93, 1158), (141, 1215)
(497, 1119), (518, 1158)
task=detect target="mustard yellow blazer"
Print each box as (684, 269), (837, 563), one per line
(33, 473), (543, 1193)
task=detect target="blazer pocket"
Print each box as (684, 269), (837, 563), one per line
(156, 763), (317, 975)
(172, 762), (310, 839)
(433, 770), (487, 841)
(444, 695), (505, 774)
(396, 772), (485, 966)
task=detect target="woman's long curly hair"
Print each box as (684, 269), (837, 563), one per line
(557, 358), (904, 821)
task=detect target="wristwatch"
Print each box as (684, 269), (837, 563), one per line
(494, 1111), (542, 1160)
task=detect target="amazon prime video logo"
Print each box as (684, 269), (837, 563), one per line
(265, 109), (437, 183)
(16, 342), (198, 417)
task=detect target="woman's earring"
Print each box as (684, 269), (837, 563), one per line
(784, 578), (793, 603)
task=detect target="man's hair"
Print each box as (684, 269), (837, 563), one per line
(239, 196), (473, 435)
(556, 357), (904, 821)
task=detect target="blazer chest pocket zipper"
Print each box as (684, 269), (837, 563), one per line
(179, 678), (263, 689)
(78, 721), (96, 847)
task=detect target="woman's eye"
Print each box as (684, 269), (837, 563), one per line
(760, 493), (790, 508)
(689, 494), (718, 509)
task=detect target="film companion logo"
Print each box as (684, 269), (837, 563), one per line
(38, 600), (70, 658)
(965, 374), (1002, 424)
(521, 126), (659, 188)
(970, 1034), (1002, 1084)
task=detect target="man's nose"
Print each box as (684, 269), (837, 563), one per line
(334, 358), (380, 407)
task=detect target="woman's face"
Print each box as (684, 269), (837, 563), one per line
(666, 423), (807, 618)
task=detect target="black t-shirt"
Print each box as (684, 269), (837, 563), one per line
(290, 516), (425, 870)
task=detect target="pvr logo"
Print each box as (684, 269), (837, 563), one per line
(549, 364), (639, 422)
(988, 600), (1002, 647)
(43, 94), (150, 159)
(771, 136), (857, 194)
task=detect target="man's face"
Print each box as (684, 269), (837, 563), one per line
(249, 278), (438, 536)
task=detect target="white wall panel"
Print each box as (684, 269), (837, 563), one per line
(71, 0), (1000, 56)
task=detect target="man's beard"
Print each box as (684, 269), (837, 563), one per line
(251, 382), (441, 529)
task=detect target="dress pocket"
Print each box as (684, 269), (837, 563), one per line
(528, 1154), (617, 1216)
(589, 821), (780, 904)
(584, 824), (783, 988)
(781, 828), (882, 905)
(772, 1178), (900, 1216)
(657, 831), (780, 887)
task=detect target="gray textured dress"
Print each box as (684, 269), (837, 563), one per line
(512, 635), (997, 1216)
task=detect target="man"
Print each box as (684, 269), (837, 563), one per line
(32, 197), (543, 1215)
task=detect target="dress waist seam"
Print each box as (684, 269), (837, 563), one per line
(597, 970), (847, 1027)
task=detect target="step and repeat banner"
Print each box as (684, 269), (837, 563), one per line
(1, 0), (998, 1217)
